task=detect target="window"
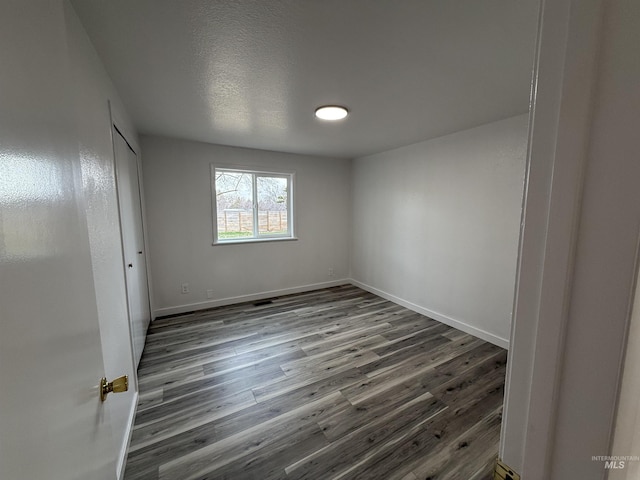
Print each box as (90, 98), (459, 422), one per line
(212, 167), (294, 243)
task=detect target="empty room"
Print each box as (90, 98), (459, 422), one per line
(3, 1), (640, 480)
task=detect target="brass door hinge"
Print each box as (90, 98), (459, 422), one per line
(494, 459), (521, 480)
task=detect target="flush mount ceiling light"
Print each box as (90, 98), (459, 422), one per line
(314, 105), (349, 121)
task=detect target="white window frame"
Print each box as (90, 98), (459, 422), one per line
(211, 165), (295, 244)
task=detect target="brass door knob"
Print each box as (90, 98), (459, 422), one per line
(100, 375), (129, 402)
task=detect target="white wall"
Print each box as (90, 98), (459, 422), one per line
(63, 3), (140, 477)
(141, 136), (351, 316)
(350, 114), (528, 347)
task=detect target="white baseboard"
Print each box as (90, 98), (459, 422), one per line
(154, 279), (351, 318)
(117, 391), (139, 480)
(348, 279), (510, 350)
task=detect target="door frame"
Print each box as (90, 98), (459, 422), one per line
(608, 238), (640, 480)
(501, 0), (640, 477)
(500, 0), (605, 473)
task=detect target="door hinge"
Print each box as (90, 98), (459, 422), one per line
(494, 459), (521, 480)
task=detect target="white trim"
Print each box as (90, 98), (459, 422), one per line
(154, 279), (350, 318)
(116, 391), (139, 480)
(349, 279), (510, 349)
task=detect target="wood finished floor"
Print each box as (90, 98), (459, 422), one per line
(124, 285), (507, 480)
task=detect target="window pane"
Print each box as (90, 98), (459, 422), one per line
(257, 176), (288, 235)
(215, 171), (254, 239)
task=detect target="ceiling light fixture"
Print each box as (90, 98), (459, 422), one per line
(314, 105), (349, 121)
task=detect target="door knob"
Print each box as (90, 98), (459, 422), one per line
(100, 375), (128, 402)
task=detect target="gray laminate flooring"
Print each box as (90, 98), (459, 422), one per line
(124, 285), (506, 480)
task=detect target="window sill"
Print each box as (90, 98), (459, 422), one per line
(212, 237), (298, 246)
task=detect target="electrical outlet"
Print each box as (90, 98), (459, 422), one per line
(206, 289), (214, 299)
(328, 268), (335, 277)
(181, 283), (189, 294)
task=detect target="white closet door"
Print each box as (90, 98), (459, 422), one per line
(114, 128), (150, 368)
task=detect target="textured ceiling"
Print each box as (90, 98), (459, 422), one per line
(71, 0), (539, 159)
